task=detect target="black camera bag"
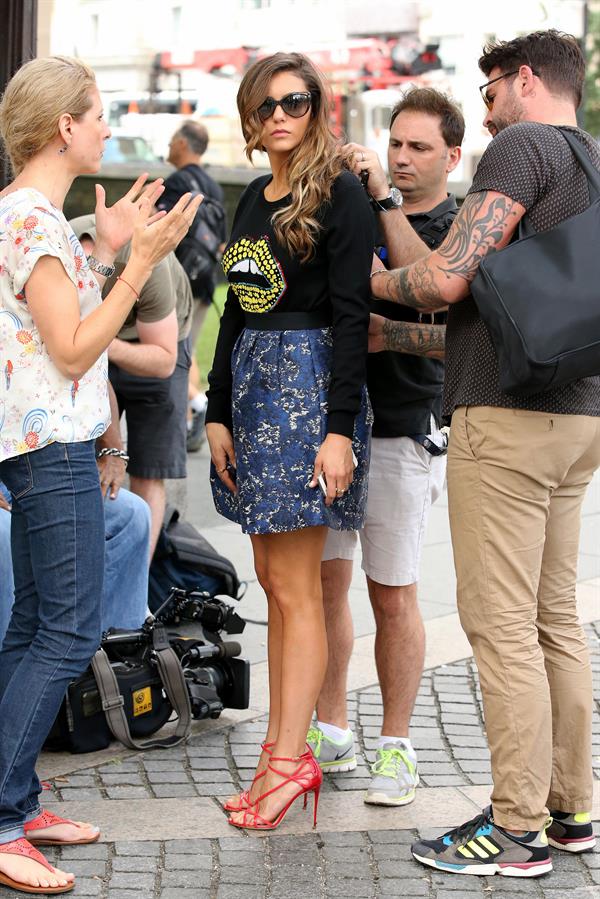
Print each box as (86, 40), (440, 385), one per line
(45, 625), (191, 754)
(149, 506), (244, 618)
(44, 662), (173, 753)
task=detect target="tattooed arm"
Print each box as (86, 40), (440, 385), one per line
(370, 191), (525, 312)
(368, 313), (445, 360)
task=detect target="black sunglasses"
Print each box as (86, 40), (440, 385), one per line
(479, 68), (538, 110)
(257, 92), (313, 122)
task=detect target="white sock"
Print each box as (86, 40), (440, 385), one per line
(317, 720), (352, 743)
(190, 392), (207, 414)
(378, 735), (416, 757)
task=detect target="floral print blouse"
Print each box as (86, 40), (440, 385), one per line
(0, 188), (109, 462)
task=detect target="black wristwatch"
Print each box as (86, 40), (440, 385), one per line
(370, 188), (403, 212)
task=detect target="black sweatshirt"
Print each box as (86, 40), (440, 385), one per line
(205, 170), (374, 438)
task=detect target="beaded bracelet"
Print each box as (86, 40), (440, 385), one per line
(95, 447), (129, 465)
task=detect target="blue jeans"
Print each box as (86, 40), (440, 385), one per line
(0, 488), (150, 647)
(0, 440), (104, 842)
(0, 508), (14, 647)
(101, 488), (150, 631)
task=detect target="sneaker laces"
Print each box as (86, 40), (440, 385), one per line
(371, 746), (414, 778)
(441, 809), (491, 845)
(307, 726), (323, 757)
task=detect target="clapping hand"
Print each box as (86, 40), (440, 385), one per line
(130, 191), (203, 270)
(94, 174), (166, 255)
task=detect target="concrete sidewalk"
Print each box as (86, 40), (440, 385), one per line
(27, 448), (600, 899)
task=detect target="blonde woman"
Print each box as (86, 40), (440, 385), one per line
(206, 53), (373, 830)
(0, 56), (199, 894)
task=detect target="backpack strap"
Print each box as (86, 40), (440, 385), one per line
(412, 206), (458, 249)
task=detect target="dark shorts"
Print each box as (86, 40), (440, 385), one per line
(109, 339), (191, 480)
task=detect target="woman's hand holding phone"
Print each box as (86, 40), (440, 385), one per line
(207, 422), (237, 495)
(310, 433), (355, 507)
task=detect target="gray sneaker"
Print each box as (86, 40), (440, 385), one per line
(187, 408), (206, 453)
(306, 725), (357, 772)
(364, 741), (419, 806)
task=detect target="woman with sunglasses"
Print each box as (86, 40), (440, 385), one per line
(0, 56), (199, 894)
(206, 52), (373, 830)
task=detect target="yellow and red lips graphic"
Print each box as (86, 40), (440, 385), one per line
(222, 236), (287, 313)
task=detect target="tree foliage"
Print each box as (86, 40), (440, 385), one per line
(584, 6), (600, 136)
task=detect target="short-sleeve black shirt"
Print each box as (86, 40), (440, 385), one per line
(444, 122), (600, 419)
(370, 195), (456, 437)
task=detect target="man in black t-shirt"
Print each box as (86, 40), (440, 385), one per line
(158, 121), (227, 451)
(309, 90), (464, 807)
(371, 31), (599, 878)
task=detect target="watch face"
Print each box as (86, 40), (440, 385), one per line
(390, 188), (403, 207)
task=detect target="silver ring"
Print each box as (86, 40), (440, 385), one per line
(361, 153), (365, 162)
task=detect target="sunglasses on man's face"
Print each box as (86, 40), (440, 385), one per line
(257, 92), (313, 122)
(479, 68), (539, 110)
(478, 70), (519, 110)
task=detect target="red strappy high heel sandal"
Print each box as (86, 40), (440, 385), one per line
(228, 749), (323, 831)
(223, 741), (274, 813)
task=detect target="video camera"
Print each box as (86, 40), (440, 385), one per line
(103, 587), (250, 721)
(45, 587), (250, 753)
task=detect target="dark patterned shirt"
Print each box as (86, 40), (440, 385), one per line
(443, 122), (600, 419)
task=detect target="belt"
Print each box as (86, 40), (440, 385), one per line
(409, 433), (448, 456)
(244, 311), (332, 331)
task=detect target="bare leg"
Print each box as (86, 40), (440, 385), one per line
(230, 527), (328, 825)
(187, 302), (209, 408)
(368, 579), (425, 736)
(226, 541), (284, 808)
(188, 356), (202, 405)
(128, 476), (165, 559)
(315, 558), (354, 729)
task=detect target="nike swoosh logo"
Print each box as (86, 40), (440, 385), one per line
(334, 748), (353, 760)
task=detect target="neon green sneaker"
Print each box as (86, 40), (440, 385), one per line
(365, 741), (419, 806)
(306, 725), (357, 773)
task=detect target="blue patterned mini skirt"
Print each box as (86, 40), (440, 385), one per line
(210, 321), (372, 535)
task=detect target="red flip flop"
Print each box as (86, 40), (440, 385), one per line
(24, 810), (100, 846)
(0, 838), (74, 894)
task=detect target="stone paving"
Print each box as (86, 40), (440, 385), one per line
(42, 622), (600, 805)
(13, 622), (597, 898)
(1, 828), (599, 899)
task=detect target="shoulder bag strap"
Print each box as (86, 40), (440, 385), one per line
(519, 128), (600, 241)
(554, 127), (600, 200)
(91, 632), (191, 750)
(179, 165), (203, 195)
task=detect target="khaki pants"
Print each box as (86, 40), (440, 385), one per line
(447, 405), (600, 831)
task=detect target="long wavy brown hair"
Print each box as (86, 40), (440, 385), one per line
(237, 52), (344, 262)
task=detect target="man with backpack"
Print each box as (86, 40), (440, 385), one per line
(158, 121), (228, 451)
